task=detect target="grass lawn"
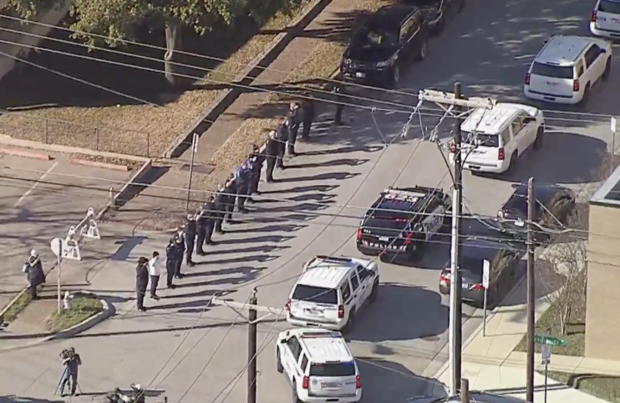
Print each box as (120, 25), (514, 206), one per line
(46, 295), (103, 333)
(0, 290), (32, 324)
(0, 0), (314, 157)
(545, 370), (620, 403)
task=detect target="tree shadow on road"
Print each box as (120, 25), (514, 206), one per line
(356, 357), (448, 402)
(349, 283), (448, 342)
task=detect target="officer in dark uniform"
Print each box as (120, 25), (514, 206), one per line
(234, 161), (252, 213)
(275, 119), (289, 169)
(333, 84), (346, 125)
(223, 176), (238, 224)
(286, 102), (301, 156)
(301, 97), (315, 140)
(248, 145), (264, 198)
(165, 237), (177, 288)
(173, 230), (186, 277)
(214, 184), (228, 234)
(195, 208), (208, 256)
(202, 196), (218, 244)
(264, 130), (279, 183)
(135, 257), (149, 312)
(183, 215), (197, 267)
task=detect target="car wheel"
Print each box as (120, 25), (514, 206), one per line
(370, 283), (379, 302)
(581, 84), (591, 105)
(344, 309), (356, 332)
(416, 39), (428, 61)
(292, 381), (301, 403)
(534, 127), (544, 150)
(276, 349), (283, 373)
(603, 58), (612, 81)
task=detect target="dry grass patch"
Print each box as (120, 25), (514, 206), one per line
(0, 0), (312, 157)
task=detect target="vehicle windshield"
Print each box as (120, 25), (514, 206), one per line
(309, 362), (356, 377)
(462, 131), (500, 147)
(599, 0), (620, 14)
(355, 27), (398, 48)
(531, 62), (574, 79)
(292, 285), (338, 304)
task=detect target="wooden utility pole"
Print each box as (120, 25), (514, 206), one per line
(526, 177), (536, 402)
(248, 289), (258, 403)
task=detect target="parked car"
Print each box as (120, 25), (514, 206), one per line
(340, 5), (429, 87)
(448, 103), (545, 175)
(590, 0), (620, 39)
(524, 35), (612, 105)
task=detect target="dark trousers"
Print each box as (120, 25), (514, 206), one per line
(224, 203), (234, 221)
(136, 289), (146, 310)
(251, 169), (261, 193)
(60, 368), (77, 395)
(166, 266), (175, 287)
(237, 189), (249, 210)
(185, 240), (194, 265)
(335, 105), (344, 124)
(175, 256), (183, 276)
(205, 220), (215, 241)
(302, 117), (313, 139)
(28, 284), (38, 299)
(149, 275), (160, 297)
(287, 129), (298, 155)
(214, 212), (224, 232)
(196, 227), (206, 252)
(276, 143), (285, 168)
(266, 157), (276, 181)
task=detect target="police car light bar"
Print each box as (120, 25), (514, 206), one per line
(316, 255), (352, 263)
(383, 188), (426, 198)
(418, 89), (496, 110)
(301, 332), (342, 339)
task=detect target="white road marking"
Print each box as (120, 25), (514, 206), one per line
(14, 162), (59, 207)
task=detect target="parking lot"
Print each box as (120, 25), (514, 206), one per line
(0, 153), (132, 310)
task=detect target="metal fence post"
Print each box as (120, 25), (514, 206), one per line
(95, 127), (99, 151)
(44, 118), (48, 144)
(146, 133), (150, 157)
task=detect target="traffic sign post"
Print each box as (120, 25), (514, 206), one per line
(541, 344), (551, 403)
(50, 237), (64, 314)
(482, 260), (490, 337)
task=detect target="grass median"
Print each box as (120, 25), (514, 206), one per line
(545, 371), (620, 403)
(0, 290), (33, 324)
(47, 295), (103, 333)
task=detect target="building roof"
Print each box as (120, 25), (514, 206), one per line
(590, 162), (620, 208)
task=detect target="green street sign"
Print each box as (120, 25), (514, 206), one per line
(534, 335), (567, 347)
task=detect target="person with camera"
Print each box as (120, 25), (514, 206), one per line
(59, 347), (81, 397)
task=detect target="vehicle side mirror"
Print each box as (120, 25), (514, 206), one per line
(280, 339), (287, 344)
(523, 117), (535, 124)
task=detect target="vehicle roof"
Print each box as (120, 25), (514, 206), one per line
(371, 186), (442, 215)
(297, 256), (371, 289)
(460, 238), (512, 260)
(368, 5), (418, 27)
(535, 36), (598, 66)
(461, 103), (536, 135)
(286, 329), (354, 363)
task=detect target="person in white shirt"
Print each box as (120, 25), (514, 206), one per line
(148, 251), (162, 300)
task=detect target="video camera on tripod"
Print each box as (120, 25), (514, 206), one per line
(105, 383), (148, 403)
(60, 347), (77, 361)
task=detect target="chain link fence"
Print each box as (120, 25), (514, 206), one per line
(0, 113), (152, 157)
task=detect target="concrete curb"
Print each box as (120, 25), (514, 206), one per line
(0, 146), (51, 160)
(0, 134), (149, 163)
(0, 288), (28, 321)
(96, 158), (153, 220)
(0, 293), (114, 353)
(69, 158), (131, 172)
(165, 0), (333, 159)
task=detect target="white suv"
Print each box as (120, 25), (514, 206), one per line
(286, 255), (379, 331)
(448, 103), (545, 174)
(276, 328), (362, 403)
(591, 0), (620, 39)
(523, 35), (612, 105)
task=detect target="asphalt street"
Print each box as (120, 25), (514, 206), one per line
(0, 154), (131, 311)
(2, 0), (619, 402)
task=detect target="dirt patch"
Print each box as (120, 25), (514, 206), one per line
(0, 0), (313, 157)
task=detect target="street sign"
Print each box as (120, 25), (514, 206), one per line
(50, 237), (64, 257)
(534, 335), (567, 347)
(541, 344), (551, 365)
(482, 260), (490, 289)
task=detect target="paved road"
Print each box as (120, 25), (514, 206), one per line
(0, 154), (132, 311)
(1, 0), (618, 401)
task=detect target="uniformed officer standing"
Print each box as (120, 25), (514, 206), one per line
(183, 215), (197, 267)
(248, 144), (264, 198)
(195, 209), (208, 256)
(202, 196), (218, 244)
(301, 97), (315, 140)
(223, 175), (238, 224)
(333, 84), (346, 126)
(286, 102), (301, 156)
(264, 131), (279, 183)
(234, 161), (252, 213)
(214, 184), (228, 234)
(165, 237), (177, 289)
(275, 119), (289, 169)
(173, 230), (185, 278)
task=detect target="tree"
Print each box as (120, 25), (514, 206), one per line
(9, 0), (249, 86)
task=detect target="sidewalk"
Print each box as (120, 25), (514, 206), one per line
(431, 255), (620, 403)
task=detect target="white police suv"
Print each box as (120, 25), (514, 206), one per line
(276, 328), (362, 403)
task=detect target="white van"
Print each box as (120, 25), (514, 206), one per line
(286, 255), (379, 331)
(448, 103), (545, 174)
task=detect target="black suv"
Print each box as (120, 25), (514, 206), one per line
(356, 186), (451, 263)
(341, 5), (429, 87)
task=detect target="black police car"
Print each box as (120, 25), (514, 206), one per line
(439, 234), (524, 306)
(340, 5), (429, 87)
(497, 184), (576, 238)
(356, 186), (451, 262)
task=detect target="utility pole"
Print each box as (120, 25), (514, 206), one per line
(416, 87), (496, 396)
(186, 133), (199, 211)
(526, 177), (536, 402)
(248, 288), (258, 403)
(461, 378), (470, 403)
